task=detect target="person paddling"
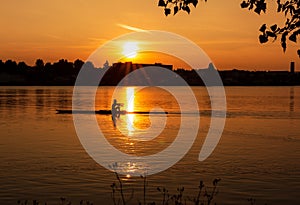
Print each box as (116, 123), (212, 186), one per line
(111, 99), (122, 126)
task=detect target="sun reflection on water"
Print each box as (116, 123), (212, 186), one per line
(126, 87), (135, 135)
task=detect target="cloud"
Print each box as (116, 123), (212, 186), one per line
(117, 24), (149, 32)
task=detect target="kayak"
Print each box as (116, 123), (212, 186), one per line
(56, 109), (168, 115)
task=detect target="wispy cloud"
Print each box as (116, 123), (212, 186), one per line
(88, 37), (108, 42)
(45, 34), (64, 40)
(117, 24), (149, 32)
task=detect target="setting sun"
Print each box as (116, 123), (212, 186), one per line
(122, 42), (139, 58)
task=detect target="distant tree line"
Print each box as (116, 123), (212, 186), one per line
(0, 59), (102, 85)
(0, 59), (299, 86)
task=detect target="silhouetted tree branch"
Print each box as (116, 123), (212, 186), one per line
(157, 0), (300, 57)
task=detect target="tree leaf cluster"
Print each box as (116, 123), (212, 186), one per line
(158, 0), (204, 16)
(240, 0), (267, 14)
(243, 0), (299, 56)
(157, 0), (299, 57)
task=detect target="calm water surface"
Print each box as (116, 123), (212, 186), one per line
(0, 86), (299, 205)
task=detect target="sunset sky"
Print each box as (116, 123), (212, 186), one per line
(0, 0), (298, 70)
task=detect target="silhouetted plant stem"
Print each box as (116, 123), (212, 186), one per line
(195, 180), (204, 205)
(248, 198), (256, 205)
(18, 176), (225, 205)
(157, 186), (170, 205)
(115, 172), (126, 205)
(205, 178), (221, 205)
(139, 174), (147, 205)
(111, 182), (118, 205)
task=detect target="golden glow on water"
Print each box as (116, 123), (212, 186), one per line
(126, 87), (134, 112)
(126, 87), (135, 135)
(1, 87), (300, 205)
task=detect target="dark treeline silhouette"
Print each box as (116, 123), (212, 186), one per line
(0, 59), (91, 85)
(0, 59), (299, 86)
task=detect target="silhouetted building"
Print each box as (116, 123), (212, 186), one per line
(290, 62), (295, 73)
(141, 63), (173, 70)
(100, 62), (173, 86)
(111, 62), (173, 71)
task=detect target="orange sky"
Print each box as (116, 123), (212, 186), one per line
(0, 0), (298, 70)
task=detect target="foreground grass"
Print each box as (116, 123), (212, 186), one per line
(17, 173), (263, 205)
(17, 172), (266, 205)
(111, 172), (221, 205)
(17, 172), (221, 205)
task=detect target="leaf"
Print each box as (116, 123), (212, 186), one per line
(174, 5), (179, 15)
(259, 34), (268, 43)
(281, 31), (288, 52)
(289, 29), (299, 43)
(254, 7), (262, 14)
(266, 31), (277, 38)
(279, 28), (286, 33)
(182, 6), (191, 14)
(285, 18), (290, 26)
(257, 0), (267, 12)
(277, 4), (282, 12)
(185, 6), (191, 14)
(290, 23), (296, 30)
(285, 8), (288, 16)
(289, 5), (295, 16)
(192, 0), (198, 8)
(282, 42), (287, 52)
(259, 24), (267, 32)
(270, 24), (277, 32)
(164, 8), (171, 16)
(240, 1), (249, 8)
(249, 3), (254, 10)
(158, 0), (166, 7)
(261, 2), (267, 13)
(289, 33), (297, 42)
